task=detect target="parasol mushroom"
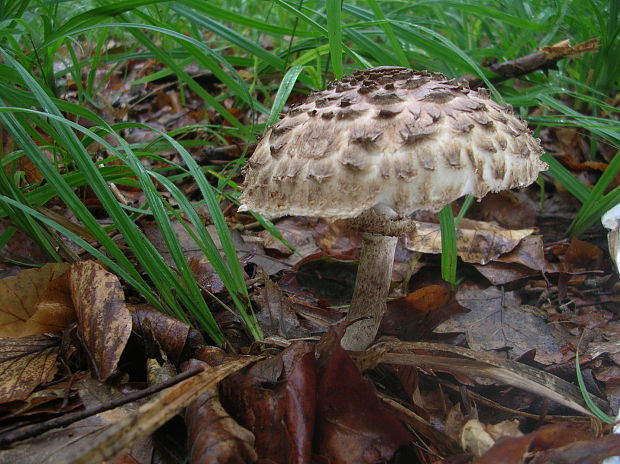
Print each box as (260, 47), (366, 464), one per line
(239, 67), (547, 350)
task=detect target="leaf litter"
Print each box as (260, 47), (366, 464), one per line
(1, 40), (619, 464)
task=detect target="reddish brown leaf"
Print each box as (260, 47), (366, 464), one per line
(0, 334), (59, 403)
(70, 261), (132, 381)
(315, 327), (411, 463)
(0, 220), (50, 270)
(530, 434), (620, 464)
(563, 238), (605, 272)
(0, 263), (72, 337)
(186, 360), (257, 464)
(381, 285), (468, 340)
(222, 342), (316, 464)
(473, 424), (595, 464)
(189, 257), (226, 294)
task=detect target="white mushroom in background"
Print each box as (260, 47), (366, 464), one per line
(240, 66), (548, 350)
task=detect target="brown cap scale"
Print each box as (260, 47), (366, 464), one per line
(240, 67), (547, 350)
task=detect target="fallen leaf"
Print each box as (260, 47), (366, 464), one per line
(460, 418), (523, 457)
(185, 360), (257, 464)
(468, 191), (538, 229)
(222, 342), (316, 463)
(70, 261), (132, 381)
(436, 284), (569, 365)
(311, 219), (360, 259)
(407, 219), (534, 265)
(496, 235), (546, 271)
(0, 263), (72, 337)
(130, 305), (195, 365)
(562, 238), (605, 272)
(284, 253), (357, 304)
(0, 334), (59, 403)
(259, 216), (320, 259)
(0, 220), (50, 269)
(189, 257), (226, 294)
(381, 285), (468, 340)
(530, 434), (620, 464)
(315, 327), (411, 463)
(474, 262), (539, 285)
(254, 270), (310, 339)
(472, 424), (594, 464)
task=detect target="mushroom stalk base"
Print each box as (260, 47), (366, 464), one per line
(340, 233), (398, 351)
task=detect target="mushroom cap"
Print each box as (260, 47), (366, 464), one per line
(240, 67), (547, 220)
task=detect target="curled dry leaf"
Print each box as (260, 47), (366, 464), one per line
(0, 263), (72, 338)
(460, 418), (523, 457)
(130, 305), (195, 365)
(562, 238), (605, 272)
(406, 219), (534, 265)
(0, 334), (59, 403)
(185, 360), (257, 464)
(528, 434), (620, 464)
(475, 235), (547, 285)
(70, 261), (132, 382)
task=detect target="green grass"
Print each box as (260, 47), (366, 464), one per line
(0, 0), (618, 342)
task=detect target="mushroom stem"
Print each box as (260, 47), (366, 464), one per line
(340, 233), (398, 351)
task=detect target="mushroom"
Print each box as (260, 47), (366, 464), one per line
(239, 67), (547, 350)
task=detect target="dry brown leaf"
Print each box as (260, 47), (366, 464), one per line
(474, 262), (539, 285)
(70, 261), (132, 381)
(407, 219), (534, 265)
(460, 419), (497, 457)
(435, 284), (568, 365)
(254, 270), (311, 339)
(130, 305), (194, 365)
(185, 360), (257, 464)
(0, 263), (72, 338)
(460, 419), (523, 457)
(0, 334), (59, 403)
(189, 257), (226, 294)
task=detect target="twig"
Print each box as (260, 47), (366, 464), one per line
(463, 38), (600, 89)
